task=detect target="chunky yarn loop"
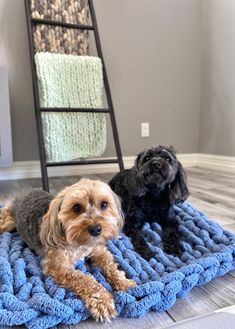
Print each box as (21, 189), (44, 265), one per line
(0, 203), (234, 329)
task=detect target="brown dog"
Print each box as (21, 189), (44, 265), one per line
(0, 179), (136, 321)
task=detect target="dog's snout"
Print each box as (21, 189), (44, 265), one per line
(88, 224), (102, 237)
(152, 161), (162, 170)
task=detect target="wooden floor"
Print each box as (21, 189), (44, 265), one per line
(0, 166), (235, 329)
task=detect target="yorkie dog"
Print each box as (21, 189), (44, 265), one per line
(109, 145), (189, 260)
(0, 178), (136, 321)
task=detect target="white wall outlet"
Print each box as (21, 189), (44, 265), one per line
(141, 122), (150, 137)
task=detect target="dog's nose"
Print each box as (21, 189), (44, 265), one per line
(152, 161), (162, 169)
(88, 224), (102, 237)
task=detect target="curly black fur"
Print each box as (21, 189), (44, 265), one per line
(109, 145), (189, 260)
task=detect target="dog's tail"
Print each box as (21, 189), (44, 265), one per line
(0, 202), (16, 233)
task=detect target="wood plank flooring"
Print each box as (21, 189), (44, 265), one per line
(0, 166), (234, 329)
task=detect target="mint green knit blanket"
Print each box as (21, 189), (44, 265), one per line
(35, 53), (106, 162)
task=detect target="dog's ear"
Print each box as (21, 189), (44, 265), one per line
(125, 151), (147, 196)
(124, 170), (146, 197)
(135, 150), (145, 168)
(111, 191), (124, 232)
(40, 191), (66, 248)
(166, 145), (177, 156)
(170, 162), (189, 204)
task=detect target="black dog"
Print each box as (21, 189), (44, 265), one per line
(109, 145), (189, 260)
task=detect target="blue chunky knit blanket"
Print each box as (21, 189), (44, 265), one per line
(0, 203), (234, 329)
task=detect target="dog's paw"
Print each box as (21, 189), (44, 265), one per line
(88, 290), (117, 322)
(0, 206), (15, 233)
(112, 277), (136, 292)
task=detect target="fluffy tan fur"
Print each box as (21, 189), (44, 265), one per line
(0, 179), (136, 321)
(0, 202), (16, 233)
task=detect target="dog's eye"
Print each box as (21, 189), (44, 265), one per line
(73, 204), (82, 213)
(100, 201), (109, 211)
(166, 158), (171, 162)
(143, 155), (151, 163)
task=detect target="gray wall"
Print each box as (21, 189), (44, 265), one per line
(0, 0), (38, 161)
(199, 0), (235, 156)
(0, 0), (202, 161)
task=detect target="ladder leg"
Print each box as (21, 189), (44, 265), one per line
(88, 0), (124, 172)
(25, 0), (50, 192)
(109, 110), (124, 172)
(40, 160), (49, 192)
(38, 141), (49, 192)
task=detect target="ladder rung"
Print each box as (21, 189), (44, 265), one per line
(31, 18), (94, 31)
(40, 107), (110, 113)
(46, 159), (119, 167)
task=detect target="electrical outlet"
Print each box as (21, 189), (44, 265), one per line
(141, 122), (150, 137)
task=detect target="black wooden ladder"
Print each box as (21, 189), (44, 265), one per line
(24, 0), (124, 192)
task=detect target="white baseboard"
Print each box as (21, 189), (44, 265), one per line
(0, 157), (134, 181)
(197, 154), (235, 173)
(177, 153), (199, 167)
(0, 154), (234, 180)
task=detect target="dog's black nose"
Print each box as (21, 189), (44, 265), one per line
(152, 161), (162, 169)
(88, 224), (102, 237)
